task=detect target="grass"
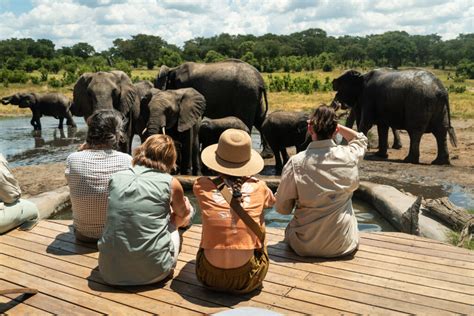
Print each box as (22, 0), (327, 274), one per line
(447, 231), (474, 250)
(0, 67), (473, 118)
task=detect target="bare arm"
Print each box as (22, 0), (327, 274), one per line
(170, 177), (193, 227)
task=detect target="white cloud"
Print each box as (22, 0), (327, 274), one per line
(0, 0), (471, 51)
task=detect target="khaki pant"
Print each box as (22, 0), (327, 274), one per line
(195, 247), (269, 294)
(0, 199), (38, 234)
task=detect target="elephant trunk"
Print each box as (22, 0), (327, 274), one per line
(1, 96), (12, 105)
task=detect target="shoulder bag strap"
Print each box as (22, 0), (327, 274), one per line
(211, 177), (266, 244)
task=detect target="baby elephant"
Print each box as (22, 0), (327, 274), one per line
(199, 116), (250, 173)
(262, 111), (310, 174)
(1, 92), (76, 130)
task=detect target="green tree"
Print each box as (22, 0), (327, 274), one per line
(71, 42), (96, 58)
(204, 50), (226, 63)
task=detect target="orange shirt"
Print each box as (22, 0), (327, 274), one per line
(193, 177), (275, 250)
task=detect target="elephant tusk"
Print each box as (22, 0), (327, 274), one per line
(162, 127), (166, 135)
(141, 128), (147, 135)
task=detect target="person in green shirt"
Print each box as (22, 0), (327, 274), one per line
(98, 134), (193, 285)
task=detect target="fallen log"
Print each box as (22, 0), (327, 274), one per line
(424, 197), (473, 231)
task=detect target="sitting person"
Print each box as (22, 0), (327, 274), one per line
(193, 129), (275, 294)
(275, 105), (368, 257)
(0, 154), (39, 234)
(65, 109), (132, 242)
(98, 134), (193, 285)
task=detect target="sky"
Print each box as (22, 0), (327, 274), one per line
(0, 0), (472, 52)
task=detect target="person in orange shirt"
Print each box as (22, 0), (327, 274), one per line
(193, 129), (275, 294)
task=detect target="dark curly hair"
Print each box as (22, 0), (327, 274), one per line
(309, 105), (338, 140)
(86, 109), (123, 148)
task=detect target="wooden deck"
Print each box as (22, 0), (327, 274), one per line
(1, 220), (473, 315)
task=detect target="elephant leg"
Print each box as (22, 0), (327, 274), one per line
(392, 129), (402, 149)
(404, 131), (422, 164)
(191, 125), (200, 176)
(281, 147), (290, 164)
(65, 110), (77, 128)
(431, 129), (450, 165)
(375, 124), (389, 158)
(58, 117), (64, 129)
(179, 131), (192, 175)
(255, 126), (274, 158)
(271, 144), (283, 174)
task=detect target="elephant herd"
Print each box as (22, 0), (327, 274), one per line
(1, 61), (458, 175)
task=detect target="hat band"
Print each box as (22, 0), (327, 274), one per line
(215, 150), (251, 168)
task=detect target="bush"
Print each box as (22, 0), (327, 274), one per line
(322, 61), (333, 72)
(267, 73), (333, 95)
(62, 70), (78, 85)
(48, 77), (62, 88)
(0, 69), (29, 83)
(114, 60), (132, 77)
(39, 67), (48, 82)
(456, 61), (474, 79)
(448, 84), (466, 93)
(31, 76), (40, 85)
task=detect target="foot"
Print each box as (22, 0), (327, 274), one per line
(403, 155), (420, 164)
(260, 148), (274, 159)
(431, 156), (450, 165)
(392, 143), (402, 150)
(374, 151), (389, 159)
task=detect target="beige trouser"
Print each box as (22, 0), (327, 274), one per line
(0, 199), (39, 234)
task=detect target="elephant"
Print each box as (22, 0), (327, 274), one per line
(261, 111), (311, 174)
(1, 92), (76, 130)
(134, 80), (154, 100)
(138, 87), (206, 175)
(332, 69), (457, 164)
(155, 59), (272, 157)
(345, 106), (402, 149)
(198, 116), (250, 174)
(72, 70), (139, 153)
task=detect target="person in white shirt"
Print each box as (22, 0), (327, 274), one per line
(275, 105), (368, 257)
(66, 109), (132, 242)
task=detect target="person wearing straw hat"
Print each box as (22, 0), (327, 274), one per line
(193, 128), (275, 294)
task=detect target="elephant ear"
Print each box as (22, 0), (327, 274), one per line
(72, 73), (93, 117)
(177, 88), (206, 132)
(114, 71), (140, 121)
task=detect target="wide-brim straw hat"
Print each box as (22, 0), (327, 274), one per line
(201, 128), (264, 177)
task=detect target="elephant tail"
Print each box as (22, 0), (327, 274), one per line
(261, 87), (269, 118)
(446, 95), (458, 148)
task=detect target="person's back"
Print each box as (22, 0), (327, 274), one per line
(66, 109), (132, 241)
(275, 105), (367, 257)
(98, 134), (193, 285)
(194, 129), (275, 294)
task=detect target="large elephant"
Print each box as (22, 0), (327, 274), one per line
(261, 111), (310, 173)
(138, 88), (206, 175)
(1, 92), (76, 130)
(332, 69), (457, 164)
(72, 70), (139, 153)
(155, 59), (271, 157)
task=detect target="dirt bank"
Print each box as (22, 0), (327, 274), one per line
(11, 119), (473, 208)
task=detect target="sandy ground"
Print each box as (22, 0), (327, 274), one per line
(11, 119), (474, 205)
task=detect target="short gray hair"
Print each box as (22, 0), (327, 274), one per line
(86, 109), (123, 148)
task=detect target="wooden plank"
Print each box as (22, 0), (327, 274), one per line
(1, 232), (305, 315)
(183, 229), (473, 285)
(359, 243), (474, 270)
(360, 238), (474, 263)
(361, 233), (474, 255)
(181, 230), (474, 295)
(0, 295), (52, 316)
(0, 265), (151, 315)
(0, 279), (97, 316)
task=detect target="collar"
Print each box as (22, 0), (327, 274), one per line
(307, 139), (337, 149)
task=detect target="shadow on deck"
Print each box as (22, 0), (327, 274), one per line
(1, 220), (473, 315)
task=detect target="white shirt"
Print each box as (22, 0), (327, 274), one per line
(275, 133), (368, 257)
(65, 149), (132, 239)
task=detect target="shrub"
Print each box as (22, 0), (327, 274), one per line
(456, 61), (474, 79)
(48, 77), (62, 88)
(39, 67), (48, 82)
(448, 84), (466, 93)
(31, 76), (41, 85)
(114, 60), (132, 77)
